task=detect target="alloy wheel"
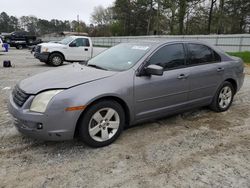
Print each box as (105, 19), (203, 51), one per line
(52, 56), (62, 66)
(218, 86), (232, 109)
(88, 108), (120, 142)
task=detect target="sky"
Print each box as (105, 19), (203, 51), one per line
(1, 0), (114, 24)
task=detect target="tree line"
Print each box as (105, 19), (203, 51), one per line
(0, 12), (88, 36)
(91, 0), (250, 36)
(0, 0), (250, 37)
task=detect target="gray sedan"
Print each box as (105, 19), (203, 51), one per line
(8, 41), (245, 147)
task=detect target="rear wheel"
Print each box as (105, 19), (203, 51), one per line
(49, 53), (63, 66)
(78, 100), (125, 147)
(16, 45), (23, 49)
(210, 81), (235, 112)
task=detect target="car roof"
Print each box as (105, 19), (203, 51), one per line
(124, 39), (212, 46)
(123, 39), (221, 52)
(69, 35), (90, 39)
(122, 39), (226, 56)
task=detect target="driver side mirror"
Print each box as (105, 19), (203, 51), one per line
(144, 65), (164, 76)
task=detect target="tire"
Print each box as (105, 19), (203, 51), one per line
(78, 100), (125, 147)
(16, 45), (23, 49)
(210, 81), (235, 112)
(49, 53), (64, 66)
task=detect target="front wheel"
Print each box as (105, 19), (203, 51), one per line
(78, 100), (125, 147)
(49, 53), (63, 66)
(210, 81), (235, 112)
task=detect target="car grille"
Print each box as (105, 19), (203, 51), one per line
(12, 85), (30, 107)
(35, 45), (41, 53)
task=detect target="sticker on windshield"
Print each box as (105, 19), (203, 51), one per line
(127, 61), (132, 65)
(132, 46), (149, 50)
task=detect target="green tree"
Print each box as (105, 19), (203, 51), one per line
(0, 12), (11, 32)
(20, 16), (38, 34)
(207, 0), (217, 34)
(224, 0), (250, 33)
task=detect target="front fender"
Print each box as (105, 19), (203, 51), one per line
(47, 71), (135, 129)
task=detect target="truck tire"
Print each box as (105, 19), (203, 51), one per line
(49, 53), (64, 66)
(16, 45), (23, 49)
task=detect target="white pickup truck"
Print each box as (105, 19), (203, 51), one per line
(34, 36), (97, 66)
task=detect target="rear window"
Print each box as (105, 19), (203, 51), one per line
(187, 44), (221, 65)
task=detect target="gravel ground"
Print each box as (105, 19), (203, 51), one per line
(0, 49), (250, 188)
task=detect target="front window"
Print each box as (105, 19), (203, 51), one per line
(87, 43), (151, 71)
(58, 37), (74, 45)
(70, 38), (90, 47)
(149, 44), (186, 70)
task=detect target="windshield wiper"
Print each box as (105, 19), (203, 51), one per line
(87, 64), (107, 70)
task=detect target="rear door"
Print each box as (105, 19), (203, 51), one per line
(134, 43), (190, 120)
(186, 43), (224, 105)
(67, 38), (91, 61)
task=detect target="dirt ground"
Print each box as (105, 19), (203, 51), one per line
(0, 49), (250, 188)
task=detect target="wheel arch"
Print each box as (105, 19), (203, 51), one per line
(49, 51), (65, 61)
(74, 96), (131, 137)
(224, 78), (237, 93)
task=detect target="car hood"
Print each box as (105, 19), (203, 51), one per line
(19, 64), (117, 94)
(40, 42), (65, 48)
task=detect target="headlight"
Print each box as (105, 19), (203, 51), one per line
(41, 47), (48, 52)
(30, 90), (63, 113)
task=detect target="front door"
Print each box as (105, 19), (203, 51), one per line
(67, 38), (91, 61)
(134, 43), (190, 121)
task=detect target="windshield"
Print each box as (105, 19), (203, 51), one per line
(58, 36), (73, 45)
(87, 43), (151, 71)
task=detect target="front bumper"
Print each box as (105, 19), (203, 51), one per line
(34, 52), (50, 62)
(8, 93), (78, 141)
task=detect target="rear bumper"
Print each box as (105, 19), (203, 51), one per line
(34, 52), (50, 62)
(237, 72), (245, 92)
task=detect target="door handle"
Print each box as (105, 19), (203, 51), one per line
(217, 67), (224, 72)
(84, 48), (88, 51)
(177, 74), (188, 80)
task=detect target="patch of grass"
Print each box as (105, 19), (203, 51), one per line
(227, 51), (250, 64)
